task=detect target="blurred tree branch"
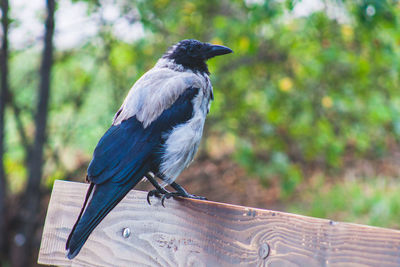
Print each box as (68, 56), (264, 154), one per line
(0, 0), (9, 258)
(8, 92), (31, 154)
(13, 0), (55, 266)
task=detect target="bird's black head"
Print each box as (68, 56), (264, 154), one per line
(163, 39), (233, 74)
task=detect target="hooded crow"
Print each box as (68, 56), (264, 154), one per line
(65, 39), (232, 259)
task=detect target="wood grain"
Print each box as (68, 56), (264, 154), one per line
(38, 180), (400, 267)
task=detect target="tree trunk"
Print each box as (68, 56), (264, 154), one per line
(0, 0), (9, 258)
(13, 0), (55, 265)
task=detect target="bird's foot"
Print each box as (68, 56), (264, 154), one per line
(147, 188), (169, 205)
(145, 172), (170, 205)
(161, 192), (207, 207)
(146, 190), (160, 205)
(145, 176), (207, 206)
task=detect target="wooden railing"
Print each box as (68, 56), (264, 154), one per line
(38, 180), (400, 266)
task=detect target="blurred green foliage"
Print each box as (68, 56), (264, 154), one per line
(5, 0), (400, 227)
(289, 175), (400, 228)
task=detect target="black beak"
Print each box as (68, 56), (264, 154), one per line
(206, 44), (233, 58)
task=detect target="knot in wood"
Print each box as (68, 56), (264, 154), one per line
(258, 243), (270, 259)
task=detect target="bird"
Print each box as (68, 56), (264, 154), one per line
(65, 39), (233, 259)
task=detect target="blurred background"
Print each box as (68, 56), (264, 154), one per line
(1, 0), (400, 265)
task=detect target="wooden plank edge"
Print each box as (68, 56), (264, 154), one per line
(38, 180), (400, 266)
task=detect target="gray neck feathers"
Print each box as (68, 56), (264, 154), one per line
(155, 58), (188, 73)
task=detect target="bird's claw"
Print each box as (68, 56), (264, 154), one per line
(161, 193), (174, 207)
(160, 192), (207, 207)
(146, 189), (161, 205)
(185, 194), (207, 201)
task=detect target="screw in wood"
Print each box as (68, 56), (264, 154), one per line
(122, 228), (131, 238)
(258, 243), (270, 259)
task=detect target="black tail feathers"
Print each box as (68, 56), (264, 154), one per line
(65, 182), (134, 259)
(66, 182), (94, 252)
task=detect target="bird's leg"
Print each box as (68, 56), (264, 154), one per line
(160, 182), (207, 207)
(144, 173), (170, 205)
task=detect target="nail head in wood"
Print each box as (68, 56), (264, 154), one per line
(122, 228), (131, 238)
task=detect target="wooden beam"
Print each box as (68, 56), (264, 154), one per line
(38, 180), (400, 267)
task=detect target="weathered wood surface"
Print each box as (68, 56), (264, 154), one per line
(38, 180), (400, 267)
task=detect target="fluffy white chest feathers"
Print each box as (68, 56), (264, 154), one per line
(159, 85), (210, 184)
